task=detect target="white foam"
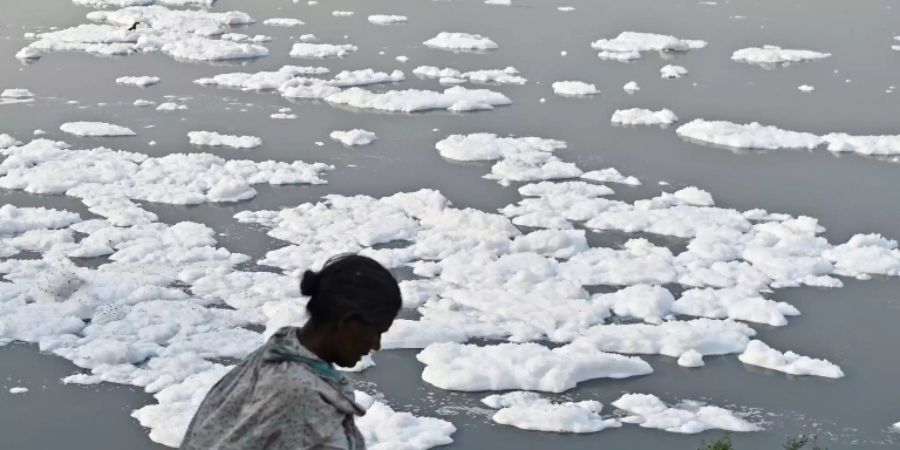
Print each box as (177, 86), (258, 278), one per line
(9, 387), (29, 394)
(798, 84), (815, 92)
(485, 0), (512, 5)
(436, 133), (578, 185)
(660, 64), (688, 79)
(329, 129), (377, 146)
(156, 102), (187, 111)
(623, 81), (640, 92)
(673, 288), (799, 326)
(738, 340), (844, 378)
(194, 65), (329, 91)
(732, 45), (831, 66)
(25, 6), (268, 62)
(417, 342), (652, 392)
(581, 168), (641, 186)
(612, 393), (760, 433)
(2, 89), (35, 99)
(263, 18), (304, 27)
(424, 32), (498, 52)
(677, 119), (900, 156)
(414, 66), (526, 85)
(289, 42), (357, 58)
(0, 134), (22, 149)
(552, 81), (600, 96)
(357, 401), (457, 450)
(612, 108), (678, 126)
(330, 69), (404, 87)
(482, 392), (621, 433)
(368, 15), (408, 25)
(331, 10), (354, 16)
(187, 131), (262, 149)
(823, 234), (900, 278)
(60, 122), (135, 137)
(676, 119), (822, 150)
(15, 47), (42, 60)
(591, 31), (707, 61)
(133, 99), (156, 107)
(677, 349), (705, 367)
(116, 76), (160, 87)
(0, 138), (330, 225)
(325, 86), (511, 113)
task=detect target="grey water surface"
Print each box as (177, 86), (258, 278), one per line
(2, 0), (900, 448)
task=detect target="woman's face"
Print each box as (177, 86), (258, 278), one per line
(334, 317), (393, 368)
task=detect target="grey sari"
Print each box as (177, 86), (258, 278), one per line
(180, 327), (366, 450)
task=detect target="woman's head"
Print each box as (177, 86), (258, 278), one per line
(300, 254), (402, 367)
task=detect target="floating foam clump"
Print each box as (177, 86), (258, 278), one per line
(263, 18), (304, 27)
(738, 340), (844, 378)
(660, 64), (688, 79)
(368, 14), (407, 25)
(592, 31), (707, 61)
(552, 81), (600, 96)
(60, 122), (135, 137)
(612, 108), (678, 126)
(677, 119), (900, 156)
(289, 42), (357, 58)
(417, 342), (653, 392)
(329, 129), (377, 146)
(612, 393), (760, 433)
(325, 86), (511, 113)
(0, 138), (331, 225)
(482, 392), (621, 433)
(414, 66), (526, 85)
(187, 131), (262, 149)
(194, 65), (330, 91)
(23, 5), (267, 62)
(732, 45), (831, 67)
(357, 401), (457, 450)
(424, 32), (498, 52)
(581, 167), (641, 185)
(436, 133), (577, 185)
(116, 76), (160, 87)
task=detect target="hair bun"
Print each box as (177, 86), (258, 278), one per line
(300, 270), (320, 297)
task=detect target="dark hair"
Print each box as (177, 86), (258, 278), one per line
(301, 254), (402, 327)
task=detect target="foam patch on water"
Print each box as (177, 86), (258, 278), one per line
(414, 66), (526, 85)
(612, 108), (678, 126)
(187, 131), (262, 149)
(482, 392), (621, 433)
(357, 400), (457, 450)
(612, 393), (760, 433)
(677, 119), (900, 156)
(660, 64), (688, 79)
(738, 340), (844, 378)
(23, 5), (267, 62)
(289, 42), (358, 58)
(552, 81), (600, 96)
(436, 133), (579, 185)
(581, 168), (641, 185)
(0, 138), (331, 225)
(116, 76), (160, 87)
(60, 122), (136, 137)
(263, 18), (304, 27)
(368, 14), (408, 25)
(591, 31), (707, 61)
(325, 86), (511, 113)
(330, 129), (377, 146)
(424, 32), (498, 52)
(732, 45), (831, 67)
(417, 342), (653, 392)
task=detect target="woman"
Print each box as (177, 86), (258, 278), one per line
(181, 254), (402, 450)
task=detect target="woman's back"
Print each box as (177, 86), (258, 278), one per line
(181, 326), (365, 450)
